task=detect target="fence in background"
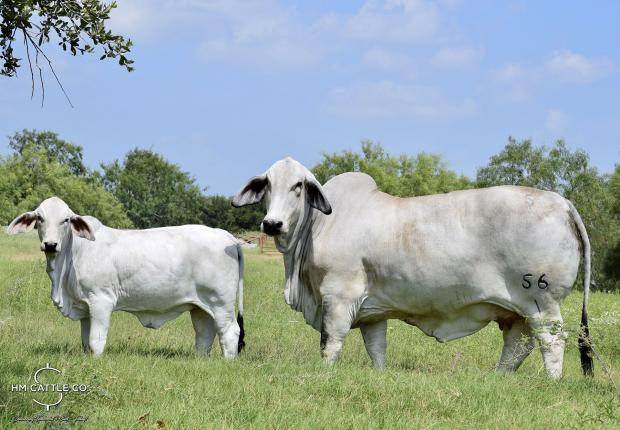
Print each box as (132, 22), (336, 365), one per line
(239, 233), (279, 255)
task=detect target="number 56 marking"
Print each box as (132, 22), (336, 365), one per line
(522, 273), (549, 289)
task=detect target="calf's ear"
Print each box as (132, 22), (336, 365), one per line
(305, 176), (332, 215)
(71, 215), (95, 241)
(6, 211), (37, 234)
(232, 174), (268, 207)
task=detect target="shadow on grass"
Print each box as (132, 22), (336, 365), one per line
(31, 342), (79, 355)
(105, 344), (194, 359)
(31, 342), (194, 359)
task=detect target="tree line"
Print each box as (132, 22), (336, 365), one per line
(1, 130), (618, 291)
(0, 130), (263, 232)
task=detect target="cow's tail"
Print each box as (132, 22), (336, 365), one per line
(567, 199), (593, 377)
(236, 242), (246, 354)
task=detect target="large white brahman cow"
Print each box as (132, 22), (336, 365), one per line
(7, 197), (245, 358)
(233, 157), (593, 378)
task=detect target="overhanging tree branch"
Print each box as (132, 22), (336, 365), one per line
(23, 29), (73, 107)
(1, 0), (134, 105)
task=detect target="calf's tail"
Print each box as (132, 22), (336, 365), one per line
(567, 200), (593, 377)
(236, 243), (246, 354)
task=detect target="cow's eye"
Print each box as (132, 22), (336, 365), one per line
(292, 183), (302, 196)
(63, 218), (69, 224)
(37, 215), (44, 223)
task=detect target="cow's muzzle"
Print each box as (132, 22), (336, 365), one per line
(262, 219), (283, 236)
(42, 241), (59, 254)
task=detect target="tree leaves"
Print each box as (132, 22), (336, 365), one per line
(0, 0), (134, 100)
(312, 140), (472, 197)
(0, 131), (133, 228)
(8, 129), (87, 176)
(100, 150), (206, 229)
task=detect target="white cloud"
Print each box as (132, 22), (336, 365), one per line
(546, 109), (568, 133)
(493, 63), (529, 82)
(309, 13), (340, 35)
(110, 1), (323, 69)
(362, 48), (415, 72)
(109, 0), (468, 73)
(200, 37), (320, 70)
(109, 0), (193, 41)
(493, 50), (615, 104)
(502, 87), (532, 104)
(431, 46), (482, 69)
(323, 80), (477, 119)
(345, 0), (441, 43)
(495, 50), (614, 84)
(544, 50), (615, 83)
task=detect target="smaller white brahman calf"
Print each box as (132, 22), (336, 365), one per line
(7, 197), (245, 358)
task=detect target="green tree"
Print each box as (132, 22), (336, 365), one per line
(610, 163), (620, 216)
(231, 203), (266, 232)
(0, 144), (132, 227)
(313, 140), (471, 197)
(1, 0), (133, 101)
(603, 163), (620, 283)
(477, 138), (620, 291)
(477, 137), (553, 189)
(101, 149), (205, 228)
(477, 137), (594, 194)
(202, 195), (236, 232)
(201, 195), (265, 233)
(8, 129), (87, 176)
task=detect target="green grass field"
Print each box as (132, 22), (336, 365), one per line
(1, 232), (619, 429)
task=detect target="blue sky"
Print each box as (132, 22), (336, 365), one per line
(1, 0), (618, 195)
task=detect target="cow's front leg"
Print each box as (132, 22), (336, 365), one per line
(360, 320), (387, 369)
(320, 300), (354, 365)
(88, 299), (114, 357)
(80, 317), (91, 353)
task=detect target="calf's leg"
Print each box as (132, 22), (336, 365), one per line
(360, 320), (387, 369)
(213, 312), (240, 359)
(80, 317), (91, 353)
(190, 308), (217, 356)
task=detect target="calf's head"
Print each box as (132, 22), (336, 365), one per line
(6, 197), (95, 255)
(233, 158), (331, 246)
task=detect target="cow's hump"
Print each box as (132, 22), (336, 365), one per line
(323, 172), (378, 195)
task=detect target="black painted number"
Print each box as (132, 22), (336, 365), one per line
(522, 273), (549, 290)
(538, 274), (548, 289)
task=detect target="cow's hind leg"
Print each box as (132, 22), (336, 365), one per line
(528, 309), (566, 379)
(88, 300), (113, 357)
(80, 317), (91, 353)
(360, 320), (387, 369)
(213, 312), (240, 359)
(497, 318), (534, 373)
(191, 308), (217, 356)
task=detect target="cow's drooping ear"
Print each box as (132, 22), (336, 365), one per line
(6, 211), (37, 235)
(70, 215), (95, 241)
(232, 175), (268, 207)
(305, 177), (332, 215)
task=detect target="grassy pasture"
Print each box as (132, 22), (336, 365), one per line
(1, 232), (619, 429)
